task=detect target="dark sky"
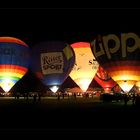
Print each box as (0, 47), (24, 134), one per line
(1, 8), (140, 44)
(0, 8), (140, 93)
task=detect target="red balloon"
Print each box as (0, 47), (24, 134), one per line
(94, 66), (116, 93)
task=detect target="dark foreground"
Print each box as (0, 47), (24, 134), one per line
(0, 97), (140, 131)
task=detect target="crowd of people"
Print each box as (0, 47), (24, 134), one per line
(12, 90), (140, 106)
(101, 92), (140, 106)
(14, 92), (42, 103)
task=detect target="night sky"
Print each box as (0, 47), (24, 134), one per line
(0, 8), (140, 93)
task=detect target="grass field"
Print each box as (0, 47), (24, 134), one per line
(0, 97), (139, 130)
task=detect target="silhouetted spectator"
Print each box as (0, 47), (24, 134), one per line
(86, 93), (89, 98)
(67, 93), (69, 99)
(57, 92), (60, 100)
(16, 92), (20, 100)
(38, 93), (41, 102)
(62, 93), (65, 99)
(33, 94), (37, 102)
(14, 93), (17, 99)
(123, 94), (129, 105)
(135, 94), (140, 106)
(74, 93), (76, 99)
(132, 93), (136, 105)
(91, 93), (93, 98)
(24, 93), (26, 99)
(26, 92), (29, 102)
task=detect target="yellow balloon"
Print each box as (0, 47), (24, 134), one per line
(69, 42), (99, 92)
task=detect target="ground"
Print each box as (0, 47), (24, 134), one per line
(0, 97), (140, 131)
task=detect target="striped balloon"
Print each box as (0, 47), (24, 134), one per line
(91, 33), (140, 93)
(0, 37), (30, 92)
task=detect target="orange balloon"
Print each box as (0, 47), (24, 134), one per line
(91, 33), (140, 93)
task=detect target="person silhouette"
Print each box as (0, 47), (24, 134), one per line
(132, 93), (136, 105)
(38, 93), (41, 102)
(74, 93), (76, 99)
(123, 94), (129, 105)
(57, 92), (60, 100)
(33, 94), (37, 103)
(62, 93), (65, 99)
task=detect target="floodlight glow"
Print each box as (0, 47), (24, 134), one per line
(74, 78), (93, 92)
(117, 80), (135, 93)
(0, 78), (15, 92)
(49, 86), (59, 93)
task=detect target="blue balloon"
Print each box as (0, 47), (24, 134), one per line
(31, 41), (75, 92)
(0, 37), (30, 92)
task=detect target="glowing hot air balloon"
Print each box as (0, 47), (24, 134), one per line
(91, 33), (140, 93)
(133, 81), (140, 94)
(113, 84), (122, 93)
(31, 41), (75, 93)
(0, 37), (30, 92)
(94, 66), (116, 93)
(69, 42), (99, 92)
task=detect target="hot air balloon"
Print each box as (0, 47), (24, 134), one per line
(91, 32), (140, 93)
(31, 41), (75, 93)
(0, 37), (30, 93)
(69, 42), (99, 92)
(135, 81), (140, 88)
(94, 66), (116, 93)
(133, 81), (140, 94)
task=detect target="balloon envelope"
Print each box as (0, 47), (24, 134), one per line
(133, 81), (140, 94)
(94, 66), (116, 93)
(113, 84), (122, 93)
(31, 41), (75, 93)
(0, 37), (30, 92)
(91, 33), (140, 93)
(69, 42), (99, 92)
(136, 81), (140, 88)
